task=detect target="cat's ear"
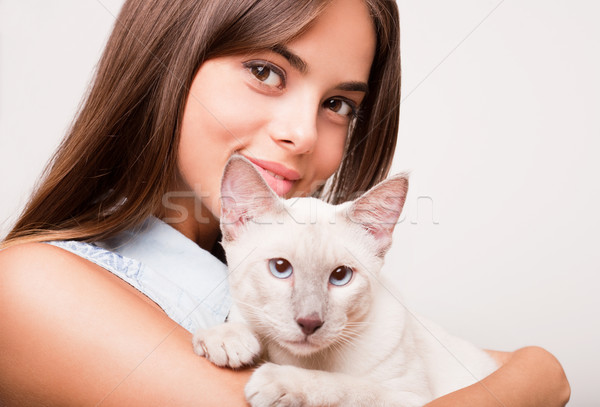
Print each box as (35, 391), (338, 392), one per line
(346, 173), (409, 257)
(220, 155), (283, 242)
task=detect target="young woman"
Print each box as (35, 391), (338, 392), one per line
(0, 0), (569, 405)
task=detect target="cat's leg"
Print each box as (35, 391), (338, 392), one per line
(245, 363), (428, 407)
(193, 322), (261, 368)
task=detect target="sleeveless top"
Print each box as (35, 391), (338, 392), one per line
(47, 217), (231, 334)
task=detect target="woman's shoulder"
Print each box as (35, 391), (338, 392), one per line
(0, 242), (249, 405)
(0, 243), (132, 295)
(0, 242), (161, 310)
(0, 243), (174, 354)
(2, 236), (232, 335)
(0, 242), (94, 292)
(1, 240), (109, 271)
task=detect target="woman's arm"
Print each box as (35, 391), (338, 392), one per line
(0, 243), (251, 406)
(425, 348), (570, 407)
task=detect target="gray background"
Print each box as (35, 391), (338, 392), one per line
(1, 1), (598, 405)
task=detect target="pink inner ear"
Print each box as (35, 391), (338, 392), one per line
(347, 175), (408, 254)
(219, 156), (282, 240)
(351, 196), (405, 236)
(220, 195), (247, 226)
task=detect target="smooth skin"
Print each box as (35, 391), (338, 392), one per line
(0, 243), (250, 406)
(0, 0), (569, 405)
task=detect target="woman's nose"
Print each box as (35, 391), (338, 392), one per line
(268, 100), (318, 155)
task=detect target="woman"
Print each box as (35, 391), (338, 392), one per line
(0, 0), (569, 405)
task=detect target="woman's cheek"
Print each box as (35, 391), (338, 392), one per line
(320, 127), (349, 176)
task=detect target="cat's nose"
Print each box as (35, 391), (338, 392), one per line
(296, 316), (323, 336)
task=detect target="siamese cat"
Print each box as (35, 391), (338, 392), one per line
(193, 156), (497, 406)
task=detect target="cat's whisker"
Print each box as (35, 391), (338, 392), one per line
(335, 336), (359, 350)
(340, 326), (366, 340)
(232, 300), (288, 328)
(345, 321), (370, 330)
(233, 300), (283, 322)
(327, 339), (356, 367)
(232, 300), (269, 315)
(332, 330), (365, 351)
(330, 333), (358, 350)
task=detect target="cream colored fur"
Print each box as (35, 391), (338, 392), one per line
(193, 156), (497, 406)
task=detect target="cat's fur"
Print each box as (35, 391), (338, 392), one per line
(193, 156), (497, 406)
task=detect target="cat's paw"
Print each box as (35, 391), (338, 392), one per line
(193, 322), (261, 368)
(245, 363), (315, 407)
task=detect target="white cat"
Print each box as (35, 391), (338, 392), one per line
(193, 156), (498, 407)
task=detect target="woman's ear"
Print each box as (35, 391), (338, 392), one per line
(220, 155), (283, 241)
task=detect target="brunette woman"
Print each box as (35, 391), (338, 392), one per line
(0, 0), (569, 405)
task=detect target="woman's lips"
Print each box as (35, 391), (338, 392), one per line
(243, 156), (300, 196)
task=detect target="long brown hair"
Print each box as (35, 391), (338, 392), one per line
(2, 0), (400, 248)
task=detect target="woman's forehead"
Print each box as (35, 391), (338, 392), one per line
(283, 0), (376, 84)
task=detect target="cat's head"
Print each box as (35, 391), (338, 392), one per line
(219, 155), (408, 357)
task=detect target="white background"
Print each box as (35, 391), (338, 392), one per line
(1, 1), (598, 405)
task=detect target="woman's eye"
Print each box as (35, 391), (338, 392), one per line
(268, 258), (293, 279)
(329, 265), (353, 286)
(325, 98), (356, 118)
(247, 63), (284, 88)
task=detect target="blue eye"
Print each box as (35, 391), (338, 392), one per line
(329, 266), (353, 286)
(269, 258), (293, 279)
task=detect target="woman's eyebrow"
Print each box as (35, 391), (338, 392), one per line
(336, 81), (368, 93)
(271, 44), (307, 74)
(271, 44), (368, 94)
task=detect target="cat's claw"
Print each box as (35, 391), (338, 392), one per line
(193, 322), (261, 368)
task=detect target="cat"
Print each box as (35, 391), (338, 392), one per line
(193, 155), (498, 407)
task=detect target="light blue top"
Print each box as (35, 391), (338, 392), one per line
(47, 217), (231, 334)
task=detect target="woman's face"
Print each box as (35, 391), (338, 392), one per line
(177, 0), (376, 221)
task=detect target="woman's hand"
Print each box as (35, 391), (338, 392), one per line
(425, 347), (570, 407)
